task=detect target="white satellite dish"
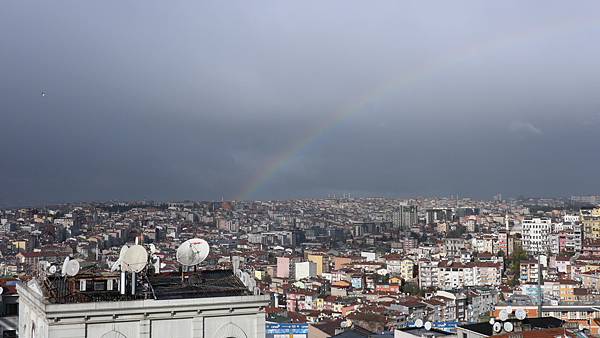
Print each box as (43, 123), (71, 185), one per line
(65, 260), (80, 277)
(515, 309), (527, 320)
(122, 245), (148, 273)
(149, 244), (157, 254)
(49, 265), (57, 274)
(176, 238), (210, 266)
(499, 309), (509, 321)
(61, 257), (70, 276)
(415, 319), (424, 328)
(503, 322), (514, 332)
(506, 306), (513, 314)
(489, 318), (495, 325)
(424, 322), (432, 331)
(111, 245), (129, 272)
(493, 322), (502, 333)
(0, 287), (4, 295)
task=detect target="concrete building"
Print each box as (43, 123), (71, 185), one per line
(294, 261), (317, 280)
(307, 254), (325, 276)
(391, 204), (418, 230)
(444, 238), (465, 258)
(522, 218), (552, 255)
(581, 207), (600, 240)
(17, 269), (270, 338)
(418, 260), (439, 289)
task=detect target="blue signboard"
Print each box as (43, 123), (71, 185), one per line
(404, 321), (459, 332)
(266, 322), (309, 335)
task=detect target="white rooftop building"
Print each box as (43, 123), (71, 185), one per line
(17, 269), (269, 338)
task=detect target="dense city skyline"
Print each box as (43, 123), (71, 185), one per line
(3, 1), (600, 206)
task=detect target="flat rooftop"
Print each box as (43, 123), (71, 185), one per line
(41, 268), (252, 304)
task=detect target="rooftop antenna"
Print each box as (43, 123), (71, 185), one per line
(64, 260), (80, 277)
(232, 256), (240, 274)
(176, 238), (210, 266)
(61, 257), (70, 276)
(111, 246), (129, 272)
(122, 244), (148, 295)
(149, 243), (160, 274)
(112, 245), (129, 295)
(176, 238), (210, 282)
(493, 322), (502, 333)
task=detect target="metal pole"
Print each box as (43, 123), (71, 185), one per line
(131, 271), (136, 295)
(120, 271), (126, 295)
(538, 254), (543, 317)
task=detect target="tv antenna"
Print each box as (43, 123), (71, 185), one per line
(121, 245), (148, 273)
(121, 244), (147, 295)
(515, 308), (527, 320)
(112, 246), (129, 272)
(61, 257), (70, 276)
(65, 260), (80, 277)
(176, 238), (210, 266)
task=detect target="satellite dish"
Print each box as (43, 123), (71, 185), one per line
(489, 318), (495, 325)
(176, 238), (210, 266)
(41, 90), (47, 97)
(61, 257), (70, 276)
(493, 322), (502, 333)
(515, 309), (527, 320)
(149, 244), (157, 254)
(506, 306), (513, 314)
(503, 322), (514, 332)
(122, 245), (147, 273)
(424, 322), (432, 331)
(499, 309), (509, 321)
(65, 260), (80, 277)
(415, 319), (424, 328)
(0, 287), (3, 295)
(119, 245), (129, 258)
(49, 265), (57, 274)
(111, 245), (129, 272)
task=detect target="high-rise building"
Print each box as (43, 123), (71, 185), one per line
(425, 208), (453, 224)
(522, 217), (552, 255)
(391, 204), (418, 230)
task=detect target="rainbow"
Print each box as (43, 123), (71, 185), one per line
(235, 18), (591, 201)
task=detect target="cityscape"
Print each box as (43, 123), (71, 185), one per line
(3, 1), (600, 338)
(1, 196), (600, 337)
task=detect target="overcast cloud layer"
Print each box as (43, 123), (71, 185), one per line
(2, 1), (600, 206)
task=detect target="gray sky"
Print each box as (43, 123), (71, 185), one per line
(2, 1), (600, 205)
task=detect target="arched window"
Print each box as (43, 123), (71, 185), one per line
(100, 330), (127, 338)
(214, 323), (248, 338)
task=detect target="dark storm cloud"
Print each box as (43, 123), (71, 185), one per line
(1, 1), (600, 206)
